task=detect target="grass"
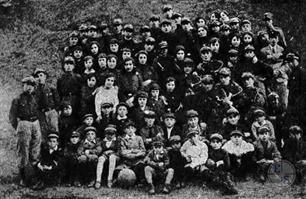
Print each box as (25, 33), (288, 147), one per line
(1, 0), (306, 198)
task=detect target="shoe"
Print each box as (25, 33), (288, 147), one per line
(148, 183), (155, 195)
(94, 181), (101, 189)
(259, 174), (266, 183)
(175, 182), (181, 189)
(32, 181), (45, 190)
(73, 180), (81, 187)
(162, 184), (171, 194)
(107, 180), (113, 188)
(19, 179), (26, 187)
(180, 181), (186, 188)
(87, 180), (95, 187)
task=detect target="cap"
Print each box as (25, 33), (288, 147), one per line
(200, 46), (212, 53)
(152, 140), (164, 147)
(186, 109), (199, 118)
(136, 90), (148, 99)
(33, 68), (47, 77)
(109, 38), (119, 44)
(88, 25), (97, 31)
(289, 125), (303, 134)
(253, 108), (266, 117)
(228, 49), (239, 56)
(71, 131), (80, 137)
(84, 126), (97, 134)
(163, 112), (175, 119)
(78, 24), (88, 32)
(149, 14), (160, 21)
(263, 12), (273, 21)
(140, 25), (150, 33)
(220, 24), (230, 31)
(175, 45), (185, 53)
(210, 133), (223, 141)
(172, 13), (182, 19)
(162, 4), (172, 13)
(184, 58), (194, 66)
(145, 37), (156, 44)
(63, 56), (75, 65)
(181, 17), (191, 25)
(160, 19), (172, 26)
(105, 124), (117, 134)
(123, 120), (136, 129)
(258, 126), (270, 134)
(230, 130), (243, 137)
(169, 135), (181, 144)
(218, 67), (231, 76)
(47, 133), (59, 139)
(82, 113), (94, 121)
(69, 31), (79, 38)
(101, 102), (114, 108)
(285, 52), (300, 62)
(21, 76), (36, 86)
(144, 110), (156, 118)
(241, 19), (251, 25)
(113, 18), (123, 25)
(267, 92), (279, 100)
(158, 41), (168, 49)
(121, 47), (132, 52)
(187, 130), (199, 138)
(244, 45), (255, 52)
(210, 20), (221, 27)
(226, 107), (240, 116)
(60, 101), (72, 109)
(230, 17), (240, 24)
(117, 102), (129, 109)
(241, 72), (255, 79)
(123, 24), (134, 32)
(150, 82), (160, 90)
(202, 74), (214, 84)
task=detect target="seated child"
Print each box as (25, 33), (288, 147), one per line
(162, 112), (182, 148)
(147, 82), (166, 121)
(222, 130), (254, 180)
(253, 126), (281, 182)
(182, 110), (206, 141)
(96, 102), (115, 138)
(78, 127), (101, 187)
(282, 125), (306, 184)
(95, 125), (120, 189)
(32, 133), (64, 190)
(180, 131), (208, 180)
(205, 133), (238, 195)
(113, 102), (130, 137)
(144, 140), (174, 194)
(168, 135), (187, 188)
(75, 113), (95, 140)
(63, 131), (82, 187)
(251, 108), (275, 140)
(139, 110), (164, 149)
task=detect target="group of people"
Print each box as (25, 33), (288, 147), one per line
(9, 4), (306, 195)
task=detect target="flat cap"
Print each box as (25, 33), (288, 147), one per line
(159, 41), (168, 49)
(124, 120), (136, 129)
(33, 68), (47, 77)
(105, 124), (117, 134)
(253, 108), (266, 117)
(230, 130), (243, 137)
(289, 125), (303, 134)
(186, 109), (199, 118)
(169, 135), (181, 143)
(82, 113), (94, 121)
(160, 19), (172, 26)
(210, 133), (223, 141)
(84, 126), (97, 134)
(21, 76), (36, 86)
(144, 110), (156, 118)
(150, 82), (161, 90)
(258, 126), (270, 134)
(136, 90), (148, 98)
(241, 72), (255, 79)
(263, 12), (273, 21)
(47, 133), (59, 139)
(71, 131), (80, 137)
(187, 130), (199, 138)
(163, 112), (176, 119)
(101, 102), (114, 108)
(230, 17), (240, 24)
(218, 67), (231, 76)
(226, 107), (240, 116)
(200, 46), (212, 53)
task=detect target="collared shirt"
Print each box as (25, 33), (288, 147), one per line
(222, 140), (254, 156)
(180, 139), (208, 166)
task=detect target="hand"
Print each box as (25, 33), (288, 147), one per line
(158, 162), (164, 167)
(44, 165), (52, 170)
(96, 115), (102, 123)
(126, 97), (134, 107)
(37, 163), (44, 171)
(257, 159), (266, 164)
(85, 150), (90, 156)
(206, 159), (215, 167)
(186, 156), (192, 163)
(252, 56), (258, 63)
(216, 160), (224, 167)
(244, 132), (251, 137)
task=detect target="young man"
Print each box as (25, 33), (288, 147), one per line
(9, 76), (42, 187)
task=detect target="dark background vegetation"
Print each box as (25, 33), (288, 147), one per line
(0, 0), (305, 198)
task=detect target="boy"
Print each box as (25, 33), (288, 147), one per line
(167, 135), (186, 188)
(162, 112), (181, 147)
(222, 130), (254, 180)
(180, 131), (208, 180)
(78, 127), (101, 187)
(251, 109), (275, 140)
(80, 74), (97, 116)
(32, 133), (63, 190)
(182, 110), (206, 141)
(205, 133), (238, 195)
(139, 110), (164, 149)
(96, 102), (115, 138)
(163, 77), (182, 113)
(114, 102), (130, 137)
(144, 140), (174, 194)
(147, 82), (166, 121)
(253, 126), (281, 182)
(75, 113), (95, 139)
(63, 131), (82, 187)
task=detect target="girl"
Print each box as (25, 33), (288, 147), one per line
(136, 50), (157, 89)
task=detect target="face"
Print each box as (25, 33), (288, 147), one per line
(182, 23), (192, 31)
(196, 18), (206, 27)
(86, 131), (96, 141)
(176, 50), (185, 61)
(221, 29), (230, 36)
(98, 57), (107, 69)
(149, 20), (159, 28)
(70, 136), (80, 144)
(117, 106), (128, 117)
(125, 126), (136, 137)
(110, 43), (119, 53)
(91, 44), (99, 55)
(64, 63), (75, 72)
(242, 24), (251, 32)
(104, 77), (115, 88)
(161, 24), (172, 33)
(84, 117), (94, 126)
(84, 59), (93, 69)
(231, 36), (241, 47)
(212, 26), (220, 33)
(114, 24), (122, 34)
(258, 132), (269, 141)
(36, 72), (46, 84)
(151, 89), (159, 98)
(188, 117), (198, 128)
(138, 53), (147, 65)
(48, 138), (58, 149)
(269, 97), (279, 106)
(231, 135), (242, 145)
(245, 50), (255, 59)
(220, 12), (229, 22)
(210, 41), (220, 53)
(256, 116), (265, 123)
(153, 145), (163, 153)
(122, 51), (131, 60)
(160, 48), (168, 56)
(203, 82), (213, 91)
(231, 23), (239, 30)
(144, 43), (154, 52)
(138, 97), (147, 107)
(23, 83), (35, 93)
(201, 51), (212, 62)
(145, 117), (155, 127)
(123, 30), (133, 39)
(165, 9), (173, 19)
(243, 34), (253, 44)
(63, 106), (72, 116)
(164, 117), (175, 128)
(197, 27), (207, 37)
(105, 133), (115, 141)
(141, 31), (151, 39)
(74, 50), (83, 59)
(87, 76), (97, 88)
(171, 142), (181, 150)
(220, 75), (230, 85)
(88, 30), (97, 38)
(184, 66), (193, 74)
(290, 133), (301, 140)
(210, 139), (222, 149)
(166, 81), (175, 92)
(107, 57), (117, 69)
(210, 13), (217, 21)
(270, 36), (278, 46)
(102, 106), (113, 115)
(190, 134), (199, 143)
(244, 77), (254, 88)
(69, 37), (78, 46)
(229, 55), (238, 63)
(124, 60), (134, 72)
(227, 114), (240, 125)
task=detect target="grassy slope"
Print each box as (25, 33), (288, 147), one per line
(0, 0), (306, 198)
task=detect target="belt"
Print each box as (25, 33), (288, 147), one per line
(20, 116), (38, 122)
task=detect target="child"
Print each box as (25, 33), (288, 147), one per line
(139, 110), (164, 149)
(108, 38), (120, 57)
(119, 121), (146, 184)
(167, 135), (187, 188)
(106, 54), (120, 78)
(130, 90), (150, 129)
(282, 125), (306, 184)
(83, 55), (96, 81)
(163, 77), (182, 113)
(180, 131), (208, 180)
(80, 74), (97, 116)
(136, 50), (157, 89)
(72, 46), (84, 74)
(251, 109), (275, 140)
(147, 82), (166, 121)
(222, 130), (254, 180)
(253, 126), (281, 182)
(182, 110), (206, 141)
(205, 133), (238, 195)
(96, 102), (115, 138)
(78, 127), (101, 187)
(32, 133), (63, 190)
(114, 102), (130, 137)
(144, 140), (174, 194)
(63, 131), (82, 187)
(58, 102), (79, 148)
(95, 125), (120, 189)
(97, 53), (108, 82)
(75, 113), (95, 139)
(162, 112), (181, 147)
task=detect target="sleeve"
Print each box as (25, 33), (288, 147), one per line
(77, 142), (85, 156)
(197, 143), (208, 166)
(144, 151), (157, 168)
(164, 151), (170, 168)
(95, 90), (102, 118)
(272, 142), (282, 160)
(52, 87), (61, 111)
(180, 141), (189, 159)
(119, 139), (132, 158)
(137, 136), (146, 157)
(268, 121), (275, 140)
(9, 98), (19, 130)
(251, 123), (258, 140)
